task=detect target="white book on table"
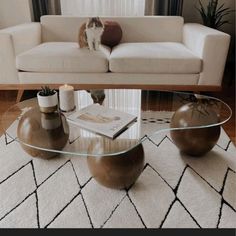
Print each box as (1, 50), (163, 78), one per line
(66, 104), (137, 139)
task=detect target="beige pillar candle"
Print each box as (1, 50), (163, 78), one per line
(59, 84), (75, 112)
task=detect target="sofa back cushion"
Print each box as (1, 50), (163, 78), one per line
(41, 16), (184, 43)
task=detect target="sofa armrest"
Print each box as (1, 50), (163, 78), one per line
(183, 23), (230, 86)
(0, 23), (41, 55)
(0, 23), (41, 84)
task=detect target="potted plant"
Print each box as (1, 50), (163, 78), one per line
(37, 86), (58, 113)
(196, 0), (234, 29)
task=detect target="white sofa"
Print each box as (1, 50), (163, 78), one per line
(0, 16), (231, 92)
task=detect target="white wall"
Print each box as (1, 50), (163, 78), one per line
(0, 0), (32, 29)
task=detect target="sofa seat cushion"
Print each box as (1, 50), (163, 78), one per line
(16, 42), (111, 73)
(110, 42), (202, 74)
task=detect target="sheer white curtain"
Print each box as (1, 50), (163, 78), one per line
(60, 0), (145, 16)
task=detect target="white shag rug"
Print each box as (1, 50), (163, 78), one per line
(0, 112), (236, 229)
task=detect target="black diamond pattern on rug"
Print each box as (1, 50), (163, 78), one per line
(0, 127), (235, 228)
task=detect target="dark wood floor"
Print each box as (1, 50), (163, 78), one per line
(0, 67), (235, 144)
(209, 64), (235, 144)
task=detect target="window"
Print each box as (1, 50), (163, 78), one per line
(60, 0), (145, 16)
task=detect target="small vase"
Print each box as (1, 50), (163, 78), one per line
(37, 92), (58, 113)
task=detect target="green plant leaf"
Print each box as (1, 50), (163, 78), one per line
(216, 9), (235, 18)
(196, 0), (234, 29)
(216, 7), (230, 15)
(197, 0), (207, 17)
(40, 85), (56, 96)
(216, 20), (230, 29)
(218, 9), (233, 14)
(216, 12), (231, 23)
(216, 3), (225, 12)
(212, 0), (218, 16)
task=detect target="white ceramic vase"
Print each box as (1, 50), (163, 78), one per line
(37, 91), (58, 113)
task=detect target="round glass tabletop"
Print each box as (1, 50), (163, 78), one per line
(1, 89), (232, 158)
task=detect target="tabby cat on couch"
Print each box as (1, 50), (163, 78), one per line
(79, 17), (104, 51)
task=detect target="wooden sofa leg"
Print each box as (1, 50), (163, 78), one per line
(16, 90), (24, 103)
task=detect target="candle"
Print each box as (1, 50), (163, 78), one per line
(59, 84), (75, 112)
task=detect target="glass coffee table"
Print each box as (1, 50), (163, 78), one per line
(1, 89), (232, 189)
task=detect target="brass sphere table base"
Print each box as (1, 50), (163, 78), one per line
(87, 144), (145, 189)
(17, 108), (69, 160)
(170, 126), (221, 157)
